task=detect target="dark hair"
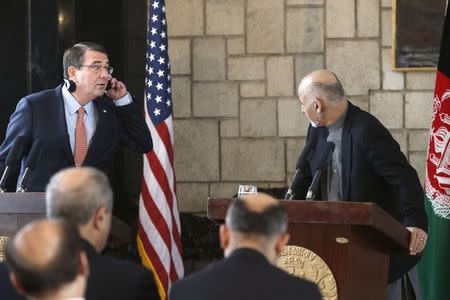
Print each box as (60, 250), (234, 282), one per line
(62, 42), (109, 79)
(310, 72), (345, 102)
(225, 198), (288, 237)
(5, 221), (83, 296)
(46, 167), (113, 225)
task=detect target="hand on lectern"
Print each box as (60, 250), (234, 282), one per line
(406, 227), (428, 255)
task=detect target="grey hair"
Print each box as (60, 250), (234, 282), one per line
(45, 167), (113, 225)
(309, 72), (346, 103)
(62, 42), (109, 79)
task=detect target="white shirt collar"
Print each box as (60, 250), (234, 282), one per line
(62, 81), (95, 117)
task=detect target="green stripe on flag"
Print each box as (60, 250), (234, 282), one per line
(418, 196), (450, 300)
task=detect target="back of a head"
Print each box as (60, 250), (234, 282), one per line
(45, 167), (113, 226)
(226, 194), (288, 239)
(5, 219), (84, 297)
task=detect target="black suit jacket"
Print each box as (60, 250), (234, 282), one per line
(0, 85), (152, 191)
(0, 240), (159, 300)
(303, 102), (428, 282)
(169, 248), (322, 300)
(0, 262), (20, 300)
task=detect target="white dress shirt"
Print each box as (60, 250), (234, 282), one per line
(61, 83), (132, 154)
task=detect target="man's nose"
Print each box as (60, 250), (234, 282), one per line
(100, 72), (112, 80)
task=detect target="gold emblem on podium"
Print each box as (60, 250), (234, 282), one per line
(0, 236), (10, 262)
(276, 245), (338, 300)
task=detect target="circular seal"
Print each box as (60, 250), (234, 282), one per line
(276, 245), (337, 300)
(0, 236), (10, 262)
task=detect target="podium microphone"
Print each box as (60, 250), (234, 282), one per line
(17, 140), (42, 193)
(285, 140), (315, 200)
(306, 142), (335, 201)
(0, 136), (26, 193)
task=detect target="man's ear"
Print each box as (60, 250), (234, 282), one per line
(219, 224), (230, 251)
(93, 207), (106, 230)
(275, 233), (290, 257)
(314, 99), (323, 113)
(10, 273), (26, 295)
(79, 250), (90, 277)
(67, 66), (78, 81)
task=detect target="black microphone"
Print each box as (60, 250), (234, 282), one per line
(285, 140), (315, 200)
(306, 142), (335, 201)
(0, 136), (26, 193)
(17, 140), (42, 193)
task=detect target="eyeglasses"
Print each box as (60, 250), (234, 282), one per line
(80, 64), (114, 75)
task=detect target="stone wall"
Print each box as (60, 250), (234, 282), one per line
(166, 0), (435, 212)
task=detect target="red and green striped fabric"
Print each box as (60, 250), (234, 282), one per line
(418, 3), (450, 299)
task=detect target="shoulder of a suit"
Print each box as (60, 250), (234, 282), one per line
(93, 253), (151, 274)
(22, 87), (60, 104)
(343, 103), (379, 130)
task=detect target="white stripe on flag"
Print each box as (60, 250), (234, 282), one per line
(139, 195), (171, 274)
(145, 113), (179, 222)
(142, 157), (183, 264)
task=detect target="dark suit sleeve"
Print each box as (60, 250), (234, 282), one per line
(134, 267), (160, 300)
(0, 263), (27, 300)
(362, 118), (427, 230)
(114, 99), (153, 153)
(0, 98), (33, 187)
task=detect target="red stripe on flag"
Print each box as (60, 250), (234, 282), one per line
(141, 173), (174, 252)
(146, 146), (182, 254)
(144, 150), (181, 281)
(157, 121), (180, 223)
(145, 154), (182, 265)
(169, 256), (178, 282)
(138, 222), (169, 291)
(159, 120), (175, 168)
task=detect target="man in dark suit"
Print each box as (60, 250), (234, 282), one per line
(0, 167), (159, 300)
(4, 219), (89, 300)
(296, 69), (428, 299)
(169, 194), (322, 300)
(0, 41), (152, 192)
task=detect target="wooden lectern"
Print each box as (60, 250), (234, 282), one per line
(207, 198), (411, 300)
(0, 193), (131, 260)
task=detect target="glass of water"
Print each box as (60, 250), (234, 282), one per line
(237, 185), (257, 198)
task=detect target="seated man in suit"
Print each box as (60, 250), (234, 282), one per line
(0, 167), (159, 300)
(0, 41), (152, 192)
(169, 193), (321, 300)
(5, 219), (89, 300)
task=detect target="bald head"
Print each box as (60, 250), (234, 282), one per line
(5, 219), (84, 296)
(298, 69), (345, 103)
(240, 193), (280, 212)
(13, 220), (62, 268)
(225, 194), (287, 237)
(46, 167), (113, 225)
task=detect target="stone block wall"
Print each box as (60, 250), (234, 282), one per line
(166, 0), (435, 212)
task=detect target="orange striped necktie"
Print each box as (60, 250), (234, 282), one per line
(74, 107), (87, 166)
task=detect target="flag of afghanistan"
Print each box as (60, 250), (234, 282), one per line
(419, 3), (450, 300)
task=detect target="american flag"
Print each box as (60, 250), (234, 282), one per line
(137, 1), (184, 299)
